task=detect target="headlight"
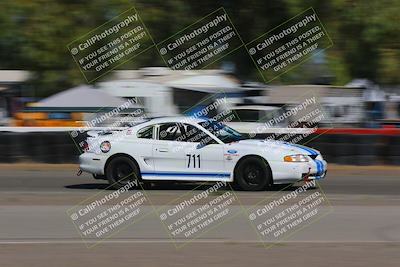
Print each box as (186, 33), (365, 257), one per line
(100, 141), (111, 153)
(284, 154), (309, 162)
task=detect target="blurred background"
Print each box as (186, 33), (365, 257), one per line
(0, 0), (399, 165)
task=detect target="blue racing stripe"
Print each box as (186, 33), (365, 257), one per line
(297, 145), (318, 155)
(285, 143), (318, 155)
(314, 160), (324, 175)
(141, 172), (230, 177)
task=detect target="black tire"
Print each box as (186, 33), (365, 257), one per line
(105, 156), (140, 190)
(234, 157), (272, 191)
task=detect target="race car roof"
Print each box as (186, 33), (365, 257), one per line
(144, 116), (207, 124)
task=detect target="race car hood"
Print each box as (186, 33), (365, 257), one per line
(226, 139), (320, 156)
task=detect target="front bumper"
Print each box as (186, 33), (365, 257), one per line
(303, 169), (327, 180)
(270, 157), (328, 183)
(304, 159), (327, 180)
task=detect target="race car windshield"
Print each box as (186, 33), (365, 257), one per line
(199, 121), (244, 143)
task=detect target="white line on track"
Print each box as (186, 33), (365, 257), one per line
(0, 240), (399, 245)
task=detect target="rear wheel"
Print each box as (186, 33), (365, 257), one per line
(105, 156), (140, 190)
(234, 157), (272, 191)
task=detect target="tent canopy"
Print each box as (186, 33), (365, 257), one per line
(37, 85), (135, 108)
(166, 75), (239, 93)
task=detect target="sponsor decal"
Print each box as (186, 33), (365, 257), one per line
(224, 149), (239, 160)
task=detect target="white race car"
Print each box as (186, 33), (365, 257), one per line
(79, 117), (327, 191)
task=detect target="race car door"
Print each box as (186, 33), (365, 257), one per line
(145, 122), (229, 181)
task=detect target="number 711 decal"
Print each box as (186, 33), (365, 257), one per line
(186, 154), (201, 168)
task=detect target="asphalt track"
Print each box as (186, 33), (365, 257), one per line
(0, 164), (399, 267)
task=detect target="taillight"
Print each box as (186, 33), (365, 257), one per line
(81, 141), (89, 152)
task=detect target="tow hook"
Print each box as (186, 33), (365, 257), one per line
(303, 168), (311, 181)
(76, 169), (82, 176)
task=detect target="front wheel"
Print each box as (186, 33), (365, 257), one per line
(105, 156), (140, 190)
(234, 157), (272, 191)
